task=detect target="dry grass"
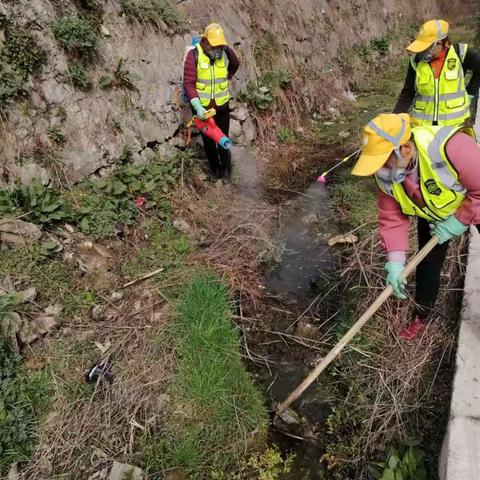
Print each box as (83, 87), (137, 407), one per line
(174, 184), (278, 306)
(21, 286), (173, 479)
(323, 225), (467, 477)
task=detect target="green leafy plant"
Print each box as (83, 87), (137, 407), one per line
(0, 20), (46, 106)
(239, 69), (292, 110)
(370, 36), (390, 54)
(53, 16), (98, 57)
(369, 446), (427, 480)
(79, 193), (138, 238)
(99, 59), (141, 91)
(0, 339), (50, 472)
(47, 125), (66, 144)
(66, 62), (92, 91)
(119, 0), (185, 32)
(277, 126), (293, 143)
(0, 180), (74, 226)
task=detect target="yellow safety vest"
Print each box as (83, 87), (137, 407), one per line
(195, 44), (230, 107)
(410, 43), (470, 127)
(374, 125), (475, 221)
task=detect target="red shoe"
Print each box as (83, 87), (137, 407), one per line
(400, 316), (427, 341)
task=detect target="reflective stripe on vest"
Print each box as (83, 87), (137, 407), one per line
(410, 44), (470, 127)
(374, 125), (475, 221)
(195, 44), (230, 107)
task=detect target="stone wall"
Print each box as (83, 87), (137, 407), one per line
(0, 0), (449, 183)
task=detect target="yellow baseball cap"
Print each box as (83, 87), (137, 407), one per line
(352, 113), (411, 176)
(204, 23), (227, 47)
(407, 19), (449, 53)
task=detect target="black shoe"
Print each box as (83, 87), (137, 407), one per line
(211, 168), (222, 179)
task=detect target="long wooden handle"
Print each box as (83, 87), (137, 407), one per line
(277, 236), (439, 414)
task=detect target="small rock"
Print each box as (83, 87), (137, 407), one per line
(45, 304), (62, 316)
(19, 287), (37, 303)
(157, 393), (170, 413)
(168, 136), (185, 148)
(92, 305), (106, 321)
(327, 233), (358, 247)
(19, 315), (57, 345)
(111, 291), (124, 302)
(8, 463), (19, 480)
(295, 321), (318, 340)
(338, 130), (351, 139)
(229, 119), (243, 141)
(173, 219), (192, 235)
(301, 213), (318, 225)
(242, 117), (256, 144)
(101, 25), (111, 37)
(344, 90), (356, 102)
(327, 106), (340, 119)
(277, 406), (301, 425)
(108, 462), (144, 480)
(0, 220), (42, 244)
(231, 105), (248, 122)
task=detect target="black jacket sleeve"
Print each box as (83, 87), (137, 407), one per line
(393, 62), (416, 113)
(463, 47), (480, 97)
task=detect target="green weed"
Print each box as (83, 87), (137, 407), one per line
(253, 31), (281, 72)
(277, 126), (294, 143)
(370, 36), (390, 55)
(53, 16), (98, 57)
(119, 0), (185, 32)
(0, 19), (46, 106)
(99, 58), (141, 91)
(0, 180), (74, 226)
(140, 274), (268, 477)
(66, 62), (92, 91)
(329, 170), (376, 229)
(0, 244), (89, 320)
(78, 152), (187, 238)
(369, 446), (427, 480)
(239, 69), (292, 110)
(122, 219), (188, 290)
(0, 341), (50, 473)
(48, 125), (66, 144)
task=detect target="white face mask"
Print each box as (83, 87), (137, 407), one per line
(377, 148), (412, 184)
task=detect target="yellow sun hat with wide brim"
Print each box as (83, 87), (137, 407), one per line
(407, 19), (449, 53)
(204, 23), (227, 47)
(352, 113), (411, 176)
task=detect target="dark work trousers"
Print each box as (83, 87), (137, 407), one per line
(415, 217), (479, 318)
(201, 107), (232, 178)
(415, 217), (451, 318)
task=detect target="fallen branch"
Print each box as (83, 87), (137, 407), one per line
(121, 267), (164, 289)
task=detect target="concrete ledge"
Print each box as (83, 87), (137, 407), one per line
(439, 228), (480, 480)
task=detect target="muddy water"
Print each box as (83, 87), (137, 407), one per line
(233, 146), (340, 479)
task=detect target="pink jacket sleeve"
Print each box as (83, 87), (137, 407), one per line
(445, 132), (480, 225)
(377, 187), (410, 258)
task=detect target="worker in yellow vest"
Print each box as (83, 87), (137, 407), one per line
(351, 113), (480, 340)
(183, 23), (240, 179)
(393, 19), (480, 126)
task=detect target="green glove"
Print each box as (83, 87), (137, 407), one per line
(469, 94), (475, 104)
(431, 215), (468, 244)
(191, 97), (207, 120)
(385, 261), (407, 299)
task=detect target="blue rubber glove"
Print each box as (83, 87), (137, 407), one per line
(430, 215), (468, 244)
(190, 98), (207, 120)
(385, 261), (407, 299)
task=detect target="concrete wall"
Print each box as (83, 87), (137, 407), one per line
(438, 101), (480, 479)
